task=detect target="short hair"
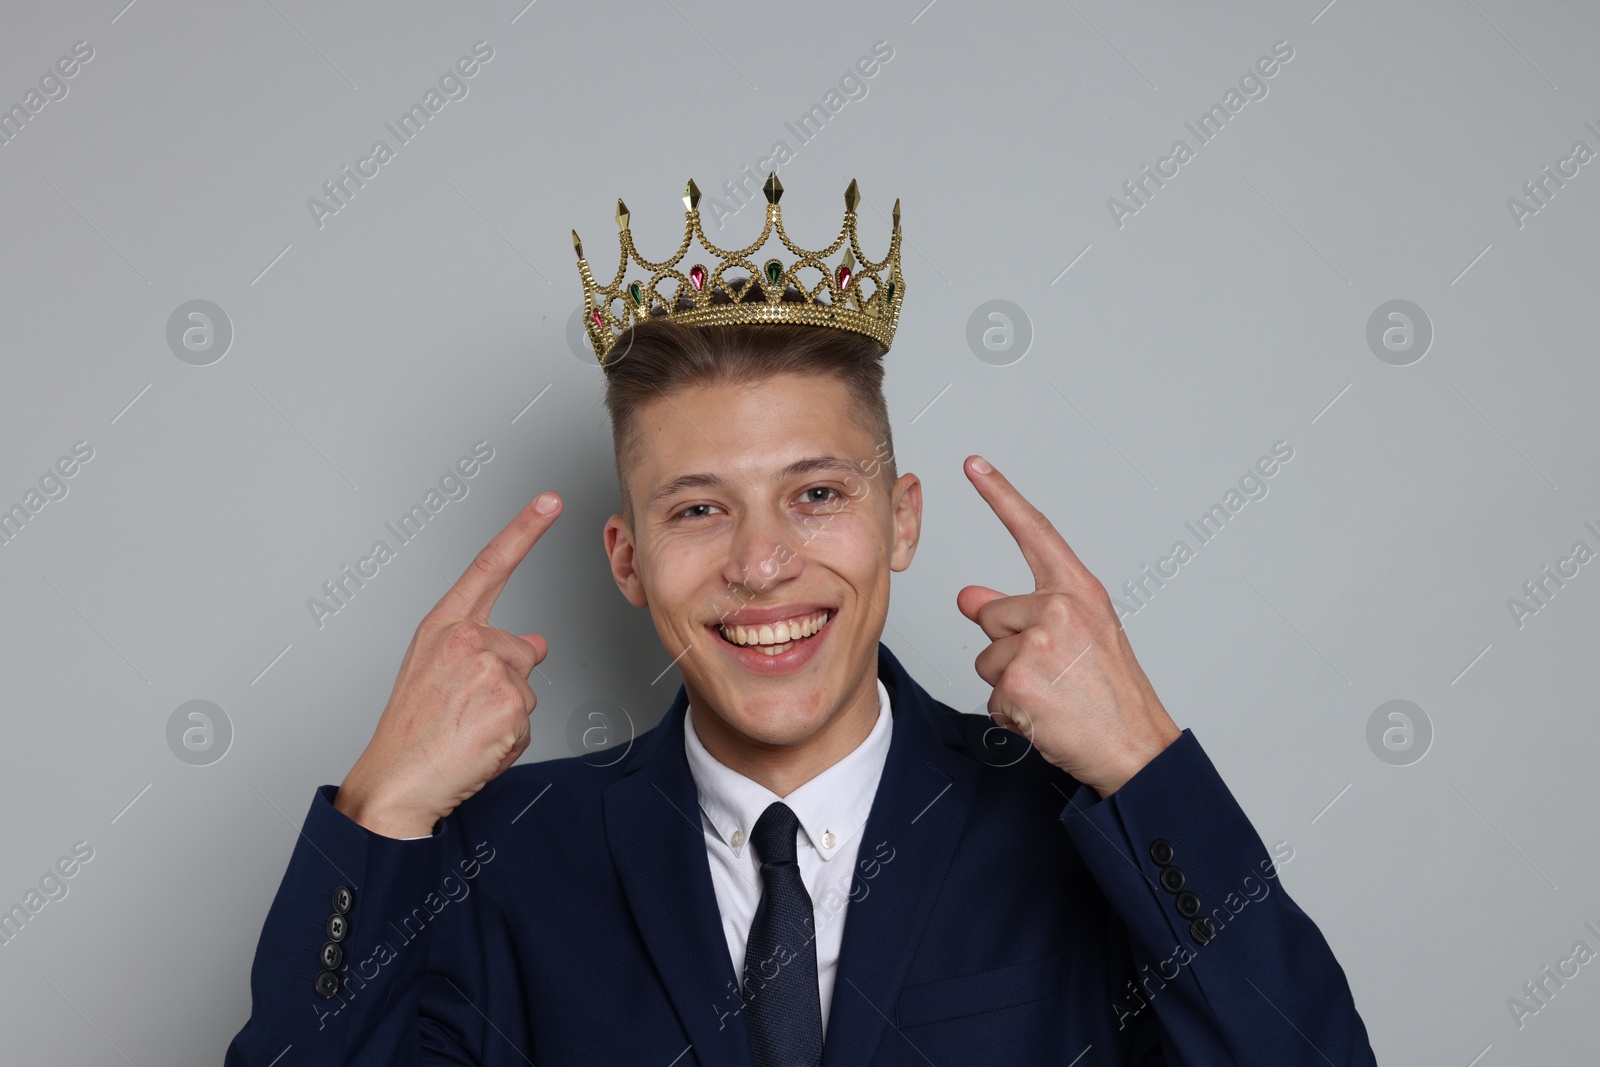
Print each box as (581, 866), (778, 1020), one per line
(601, 279), (897, 528)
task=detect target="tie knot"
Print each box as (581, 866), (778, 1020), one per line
(750, 801), (801, 866)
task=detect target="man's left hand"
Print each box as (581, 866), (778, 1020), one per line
(957, 455), (1181, 798)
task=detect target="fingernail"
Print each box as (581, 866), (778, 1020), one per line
(534, 492), (559, 514)
(970, 456), (992, 474)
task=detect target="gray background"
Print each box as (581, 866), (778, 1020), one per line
(0, 0), (1595, 1062)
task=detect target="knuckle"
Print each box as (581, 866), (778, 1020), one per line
(503, 718), (530, 750)
(1013, 668), (1048, 702)
(1022, 627), (1055, 655)
(1042, 592), (1075, 625)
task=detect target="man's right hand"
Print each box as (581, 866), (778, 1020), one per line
(333, 492), (563, 839)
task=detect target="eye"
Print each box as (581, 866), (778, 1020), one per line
(673, 503), (721, 520)
(801, 486), (842, 505)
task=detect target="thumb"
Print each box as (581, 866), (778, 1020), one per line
(957, 584), (1007, 624)
(516, 633), (547, 664)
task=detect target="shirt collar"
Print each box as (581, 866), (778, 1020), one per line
(684, 678), (892, 864)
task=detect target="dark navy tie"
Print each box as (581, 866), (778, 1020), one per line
(742, 801), (824, 1067)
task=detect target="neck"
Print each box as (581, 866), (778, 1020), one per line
(688, 672), (880, 796)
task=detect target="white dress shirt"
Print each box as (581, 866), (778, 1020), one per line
(683, 679), (893, 1037)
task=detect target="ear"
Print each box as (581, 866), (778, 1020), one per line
(888, 472), (922, 573)
(603, 514), (649, 607)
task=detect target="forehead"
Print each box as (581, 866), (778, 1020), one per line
(630, 372), (875, 497)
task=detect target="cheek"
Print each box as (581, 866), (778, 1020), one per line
(643, 540), (728, 622)
(803, 517), (888, 579)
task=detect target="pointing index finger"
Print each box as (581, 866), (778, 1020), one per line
(964, 456), (1084, 591)
(441, 492), (562, 622)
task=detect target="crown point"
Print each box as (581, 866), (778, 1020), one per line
(844, 179), (859, 212)
(571, 230), (584, 259)
(763, 172), (783, 204)
(616, 199), (630, 230)
(683, 179), (701, 211)
(892, 198), (901, 230)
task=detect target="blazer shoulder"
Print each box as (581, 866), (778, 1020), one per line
(455, 717), (672, 826)
(929, 702), (1086, 795)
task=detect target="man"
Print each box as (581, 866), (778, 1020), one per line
(226, 177), (1377, 1064)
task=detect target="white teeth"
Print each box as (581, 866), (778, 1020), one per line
(720, 610), (829, 648)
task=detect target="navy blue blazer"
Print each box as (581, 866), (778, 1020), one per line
(226, 642), (1377, 1065)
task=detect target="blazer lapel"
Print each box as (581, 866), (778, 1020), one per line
(604, 685), (756, 1067)
(820, 643), (980, 1067)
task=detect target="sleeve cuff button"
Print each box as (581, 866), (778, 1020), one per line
(314, 969), (341, 999)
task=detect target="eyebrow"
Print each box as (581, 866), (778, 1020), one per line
(646, 455), (867, 512)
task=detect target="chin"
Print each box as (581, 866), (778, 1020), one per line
(725, 696), (830, 747)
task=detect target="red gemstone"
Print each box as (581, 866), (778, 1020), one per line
(591, 308), (602, 328)
(837, 264), (852, 288)
(690, 265), (706, 291)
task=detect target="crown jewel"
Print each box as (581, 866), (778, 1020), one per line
(572, 174), (905, 368)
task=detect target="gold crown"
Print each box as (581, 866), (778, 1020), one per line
(571, 174), (904, 368)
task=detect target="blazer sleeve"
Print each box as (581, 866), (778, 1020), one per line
(1058, 730), (1378, 1066)
(223, 785), (479, 1066)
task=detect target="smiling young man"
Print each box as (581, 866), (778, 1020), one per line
(226, 178), (1378, 1066)
(603, 325), (909, 804)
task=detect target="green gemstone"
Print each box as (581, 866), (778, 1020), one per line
(628, 282), (642, 305)
(766, 261), (782, 285)
(886, 281), (895, 303)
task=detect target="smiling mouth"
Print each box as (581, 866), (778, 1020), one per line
(713, 609), (832, 657)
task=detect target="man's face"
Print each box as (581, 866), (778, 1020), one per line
(603, 371), (921, 748)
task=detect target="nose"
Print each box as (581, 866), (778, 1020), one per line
(720, 503), (802, 595)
